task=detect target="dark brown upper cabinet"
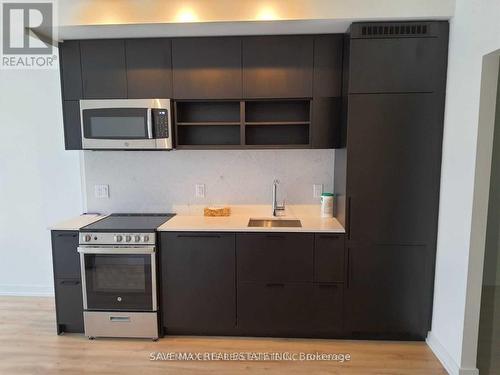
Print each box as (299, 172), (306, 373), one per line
(126, 38), (172, 98)
(313, 35), (343, 97)
(242, 35), (314, 98)
(59, 41), (83, 100)
(348, 22), (449, 94)
(80, 39), (127, 99)
(310, 35), (343, 148)
(62, 100), (82, 150)
(172, 37), (242, 99)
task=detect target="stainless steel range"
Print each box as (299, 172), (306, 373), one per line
(78, 214), (174, 340)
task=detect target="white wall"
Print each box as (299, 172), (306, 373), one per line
(0, 60), (83, 295)
(83, 150), (334, 213)
(58, 0), (455, 26)
(427, 1), (500, 374)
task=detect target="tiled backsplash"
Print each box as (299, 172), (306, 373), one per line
(83, 149), (335, 214)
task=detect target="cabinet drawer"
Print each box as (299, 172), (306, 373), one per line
(51, 231), (80, 279)
(314, 234), (345, 283)
(238, 282), (343, 336)
(237, 233), (313, 282)
(55, 278), (84, 332)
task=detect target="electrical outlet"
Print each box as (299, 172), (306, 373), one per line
(313, 184), (323, 198)
(195, 184), (206, 198)
(94, 184), (109, 199)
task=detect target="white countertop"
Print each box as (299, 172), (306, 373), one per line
(158, 205), (345, 233)
(49, 214), (107, 231)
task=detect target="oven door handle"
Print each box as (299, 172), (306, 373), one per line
(77, 246), (155, 254)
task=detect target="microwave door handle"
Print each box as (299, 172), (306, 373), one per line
(147, 108), (153, 139)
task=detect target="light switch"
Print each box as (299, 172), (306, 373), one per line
(94, 184), (109, 199)
(195, 184), (206, 198)
(313, 184), (323, 198)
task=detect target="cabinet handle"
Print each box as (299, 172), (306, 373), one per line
(264, 234), (285, 239)
(346, 247), (351, 289)
(318, 234), (340, 239)
(318, 284), (338, 289)
(347, 196), (352, 240)
(60, 280), (80, 286)
(265, 283), (285, 288)
(56, 233), (77, 238)
(109, 316), (131, 322)
(177, 234), (221, 239)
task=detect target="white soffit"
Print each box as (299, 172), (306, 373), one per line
(58, 17), (448, 41)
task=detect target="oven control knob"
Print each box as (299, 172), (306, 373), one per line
(125, 235), (132, 242)
(143, 235), (150, 242)
(114, 235), (123, 242)
(84, 235), (91, 242)
(134, 235), (141, 242)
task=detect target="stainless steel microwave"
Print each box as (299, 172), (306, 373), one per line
(80, 99), (172, 150)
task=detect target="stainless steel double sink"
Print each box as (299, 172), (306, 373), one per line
(247, 218), (302, 228)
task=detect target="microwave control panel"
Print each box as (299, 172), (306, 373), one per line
(152, 108), (169, 138)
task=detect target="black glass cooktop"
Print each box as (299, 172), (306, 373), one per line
(81, 213), (175, 232)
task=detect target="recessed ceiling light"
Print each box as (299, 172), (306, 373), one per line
(256, 6), (279, 21)
(176, 8), (198, 23)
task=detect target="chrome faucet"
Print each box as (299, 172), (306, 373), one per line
(272, 179), (285, 217)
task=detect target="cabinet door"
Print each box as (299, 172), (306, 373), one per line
(311, 35), (343, 148)
(313, 35), (343, 97)
(55, 279), (84, 333)
(237, 233), (313, 282)
(314, 234), (345, 283)
(126, 38), (172, 98)
(172, 37), (241, 99)
(80, 40), (127, 99)
(311, 97), (341, 149)
(51, 231), (80, 279)
(242, 35), (313, 98)
(346, 93), (442, 244)
(349, 36), (446, 93)
(62, 101), (82, 150)
(160, 233), (235, 332)
(238, 282), (343, 337)
(346, 245), (430, 339)
(59, 41), (82, 100)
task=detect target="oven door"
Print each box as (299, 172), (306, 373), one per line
(78, 247), (157, 312)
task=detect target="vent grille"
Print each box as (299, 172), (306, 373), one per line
(361, 24), (428, 37)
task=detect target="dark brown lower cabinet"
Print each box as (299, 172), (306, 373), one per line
(238, 282), (343, 337)
(345, 244), (430, 340)
(160, 233), (236, 334)
(51, 230), (84, 334)
(54, 279), (84, 334)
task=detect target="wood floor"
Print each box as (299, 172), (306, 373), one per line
(0, 296), (446, 375)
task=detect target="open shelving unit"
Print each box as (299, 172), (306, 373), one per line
(174, 99), (311, 149)
(175, 101), (242, 146)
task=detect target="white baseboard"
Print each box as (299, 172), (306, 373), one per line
(0, 284), (54, 297)
(426, 331), (479, 375)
